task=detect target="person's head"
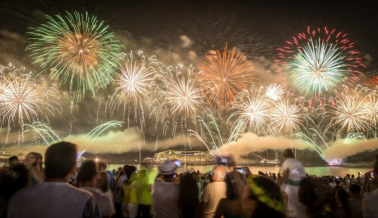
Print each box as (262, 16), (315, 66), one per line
(225, 174), (239, 200)
(123, 165), (129, 175)
(349, 184), (361, 199)
(212, 165), (225, 182)
(298, 178), (317, 215)
(8, 156), (18, 167)
(248, 176), (285, 218)
(97, 171), (109, 192)
(125, 166), (137, 183)
(351, 174), (355, 179)
(77, 160), (97, 184)
(45, 141), (77, 181)
(328, 177), (334, 184)
(282, 149), (295, 160)
(158, 160), (177, 182)
(346, 174), (350, 178)
(323, 191), (338, 213)
(0, 163), (29, 201)
(336, 188), (349, 209)
(178, 173), (199, 215)
(98, 162), (107, 171)
(25, 152), (43, 169)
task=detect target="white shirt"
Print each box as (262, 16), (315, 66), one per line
(152, 180), (180, 218)
(7, 182), (98, 218)
(82, 187), (115, 217)
(117, 174), (127, 188)
(281, 158), (306, 181)
(201, 182), (227, 218)
(96, 188), (113, 200)
(363, 190), (378, 218)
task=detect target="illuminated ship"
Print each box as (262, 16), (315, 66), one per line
(143, 150), (214, 165)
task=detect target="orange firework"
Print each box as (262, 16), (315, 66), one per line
(199, 45), (255, 108)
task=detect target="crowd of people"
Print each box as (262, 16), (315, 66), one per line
(0, 141), (378, 218)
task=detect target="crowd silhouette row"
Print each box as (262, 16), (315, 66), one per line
(0, 141), (378, 218)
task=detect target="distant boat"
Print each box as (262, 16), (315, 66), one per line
(259, 158), (280, 165)
(142, 150), (214, 165)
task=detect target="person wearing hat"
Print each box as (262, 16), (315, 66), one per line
(152, 160), (180, 218)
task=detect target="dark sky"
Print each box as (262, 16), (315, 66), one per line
(2, 0), (378, 61)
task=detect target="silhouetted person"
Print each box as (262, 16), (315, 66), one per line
(7, 141), (99, 218)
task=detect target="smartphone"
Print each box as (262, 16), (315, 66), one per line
(236, 168), (246, 174)
(214, 155), (228, 165)
(174, 160), (181, 167)
(371, 172), (374, 179)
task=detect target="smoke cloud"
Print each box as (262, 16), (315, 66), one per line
(323, 138), (378, 160)
(215, 132), (309, 160)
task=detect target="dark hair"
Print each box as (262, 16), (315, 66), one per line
(336, 189), (350, 218)
(249, 176), (285, 218)
(77, 160), (97, 183)
(98, 162), (107, 170)
(282, 149), (295, 159)
(45, 141), (77, 179)
(0, 164), (28, 201)
(178, 173), (199, 218)
(349, 184), (361, 196)
(8, 156), (18, 164)
(123, 165), (129, 175)
(125, 166), (137, 184)
(323, 191), (338, 214)
(225, 174), (237, 200)
(299, 178), (318, 216)
(98, 171), (109, 193)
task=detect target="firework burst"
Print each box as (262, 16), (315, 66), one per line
(332, 93), (367, 132)
(27, 11), (122, 99)
(265, 83), (285, 101)
(362, 93), (378, 127)
(229, 86), (271, 135)
(113, 52), (157, 102)
(270, 99), (302, 134)
(167, 69), (202, 115)
(276, 26), (365, 95)
(0, 66), (60, 127)
(199, 45), (255, 108)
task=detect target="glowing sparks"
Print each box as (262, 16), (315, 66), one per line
(27, 11), (121, 99)
(167, 74), (202, 115)
(199, 45), (255, 108)
(332, 94), (367, 132)
(270, 99), (302, 133)
(230, 87), (271, 135)
(276, 26), (365, 95)
(265, 83), (284, 101)
(114, 52), (156, 101)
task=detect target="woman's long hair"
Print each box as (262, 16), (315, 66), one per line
(98, 171), (109, 193)
(178, 173), (199, 218)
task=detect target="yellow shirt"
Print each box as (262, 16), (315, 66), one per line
(122, 181), (138, 204)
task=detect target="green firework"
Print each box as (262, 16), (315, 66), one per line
(27, 11), (122, 99)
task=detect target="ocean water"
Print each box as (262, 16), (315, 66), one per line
(107, 164), (372, 177)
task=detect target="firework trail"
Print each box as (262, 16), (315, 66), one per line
(199, 45), (255, 109)
(22, 121), (61, 145)
(27, 11), (122, 100)
(276, 26), (366, 96)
